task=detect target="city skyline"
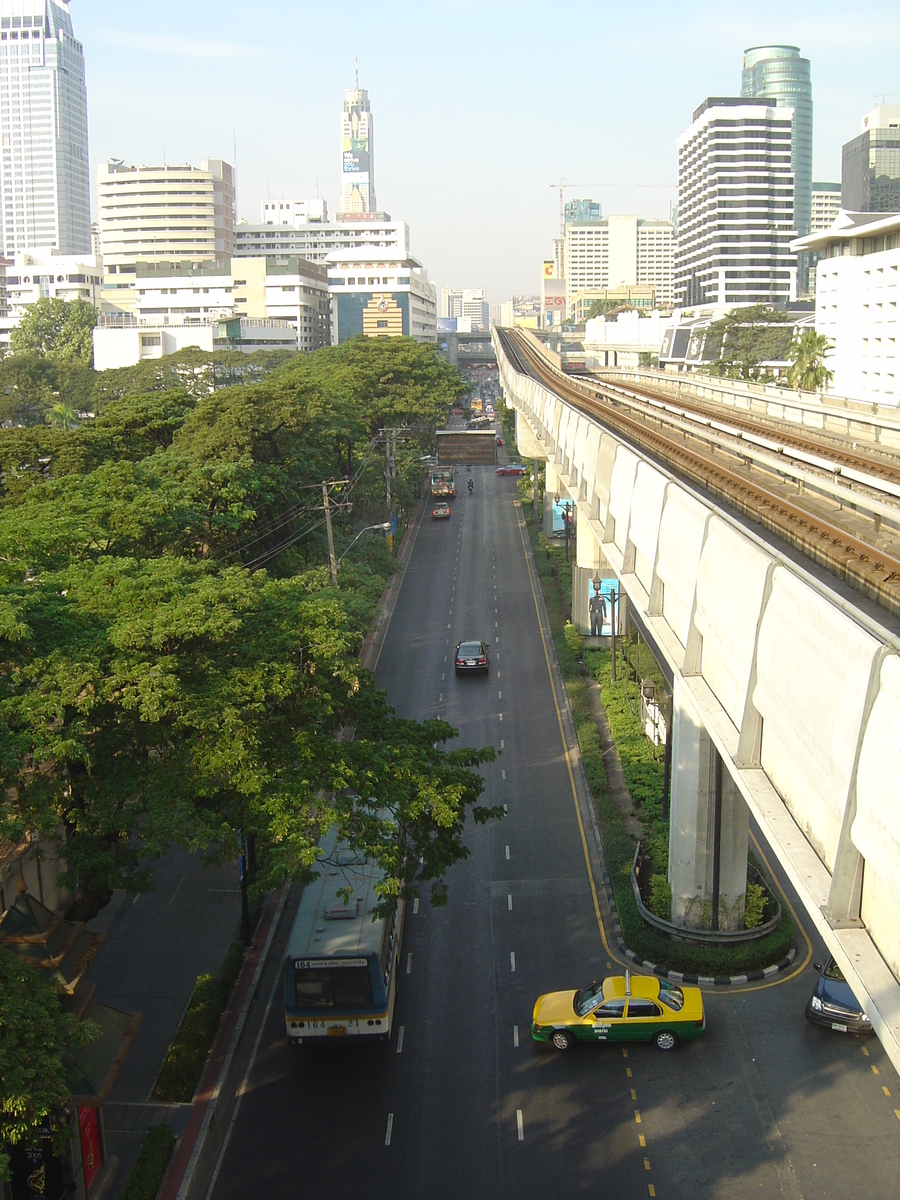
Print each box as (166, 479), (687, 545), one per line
(52, 1), (900, 304)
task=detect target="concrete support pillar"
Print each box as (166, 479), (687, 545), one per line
(543, 460), (559, 538)
(447, 332), (459, 366)
(668, 675), (750, 931)
(572, 565), (593, 633)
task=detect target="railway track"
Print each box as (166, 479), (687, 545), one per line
(499, 328), (900, 622)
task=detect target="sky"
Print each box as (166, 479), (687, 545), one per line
(75, 0), (900, 308)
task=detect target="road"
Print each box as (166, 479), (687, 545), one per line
(198, 461), (900, 1200)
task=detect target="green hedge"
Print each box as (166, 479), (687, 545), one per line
(117, 1125), (175, 1200)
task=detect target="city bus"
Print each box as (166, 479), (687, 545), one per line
(283, 827), (405, 1045)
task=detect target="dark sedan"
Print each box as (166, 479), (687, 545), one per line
(454, 640), (489, 674)
(805, 957), (872, 1033)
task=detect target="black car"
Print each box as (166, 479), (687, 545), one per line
(805, 956), (872, 1033)
(455, 640), (489, 674)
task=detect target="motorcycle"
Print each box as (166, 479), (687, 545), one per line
(467, 479), (474, 493)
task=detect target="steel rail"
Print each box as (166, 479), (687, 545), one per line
(501, 329), (900, 620)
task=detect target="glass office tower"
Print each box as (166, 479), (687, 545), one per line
(842, 106), (900, 213)
(0, 0), (91, 255)
(742, 45), (811, 289)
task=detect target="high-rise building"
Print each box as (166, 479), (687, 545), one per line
(811, 182), (841, 232)
(564, 214), (674, 312)
(842, 105), (900, 213)
(675, 97), (796, 307)
(0, 0), (90, 256)
(340, 70), (376, 214)
(440, 287), (489, 329)
(234, 212), (408, 264)
(97, 158), (235, 312)
(564, 198), (601, 225)
(741, 46), (812, 244)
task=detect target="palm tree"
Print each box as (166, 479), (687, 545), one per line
(46, 400), (79, 431)
(787, 330), (834, 393)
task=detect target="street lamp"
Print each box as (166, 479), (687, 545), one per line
(336, 522), (392, 567)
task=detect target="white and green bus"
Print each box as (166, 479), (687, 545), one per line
(283, 828), (405, 1045)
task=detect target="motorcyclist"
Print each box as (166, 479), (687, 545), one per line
(467, 478), (474, 493)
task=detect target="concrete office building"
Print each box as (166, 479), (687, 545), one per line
(675, 97), (796, 307)
(340, 71), (376, 214)
(792, 210), (900, 405)
(234, 212), (409, 264)
(842, 105), (900, 214)
(97, 158), (236, 312)
(564, 213), (674, 313)
(327, 250), (436, 343)
(441, 287), (489, 330)
(262, 198), (327, 225)
(0, 0), (90, 256)
(811, 182), (842, 232)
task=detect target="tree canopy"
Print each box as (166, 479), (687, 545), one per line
(9, 298), (98, 365)
(787, 329), (834, 393)
(702, 305), (794, 382)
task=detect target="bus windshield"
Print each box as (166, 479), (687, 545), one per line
(295, 966), (374, 1011)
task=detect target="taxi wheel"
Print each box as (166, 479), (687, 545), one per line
(550, 1029), (575, 1051)
(654, 1030), (679, 1051)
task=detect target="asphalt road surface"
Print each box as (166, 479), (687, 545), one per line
(202, 467), (900, 1200)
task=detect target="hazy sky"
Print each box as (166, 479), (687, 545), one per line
(77, 0), (899, 306)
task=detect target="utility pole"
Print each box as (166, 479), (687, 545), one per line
(322, 481), (338, 586)
(610, 588), (617, 683)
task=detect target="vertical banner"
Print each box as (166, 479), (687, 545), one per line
(78, 1107), (102, 1192)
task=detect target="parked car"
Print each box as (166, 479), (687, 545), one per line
(454, 640), (489, 674)
(496, 464), (527, 476)
(532, 973), (706, 1051)
(432, 502), (451, 519)
(805, 957), (872, 1033)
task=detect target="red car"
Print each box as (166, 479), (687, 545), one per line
(452, 408), (465, 416)
(496, 435), (504, 446)
(496, 464), (527, 476)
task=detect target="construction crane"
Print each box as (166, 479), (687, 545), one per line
(548, 180), (616, 238)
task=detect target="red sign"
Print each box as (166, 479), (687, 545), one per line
(78, 1107), (102, 1192)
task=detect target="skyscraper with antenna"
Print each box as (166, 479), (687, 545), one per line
(340, 59), (376, 214)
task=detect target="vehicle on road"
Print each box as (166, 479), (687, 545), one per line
(452, 408), (464, 416)
(284, 827), (405, 1045)
(467, 479), (474, 493)
(454, 640), (489, 674)
(805, 957), (872, 1034)
(432, 502), (451, 519)
(431, 467), (456, 498)
(496, 435), (504, 446)
(496, 464), (527, 476)
(532, 973), (706, 1051)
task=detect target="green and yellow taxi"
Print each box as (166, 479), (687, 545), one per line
(532, 972), (706, 1052)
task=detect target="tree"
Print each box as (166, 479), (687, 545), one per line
(0, 947), (97, 1182)
(9, 298), (98, 365)
(702, 305), (793, 381)
(46, 401), (79, 431)
(787, 329), (834, 392)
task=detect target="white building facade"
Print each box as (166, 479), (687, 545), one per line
(0, 248), (101, 350)
(793, 210), (900, 405)
(340, 76), (376, 214)
(0, 0), (90, 256)
(564, 214), (674, 315)
(441, 287), (490, 329)
(676, 97), (797, 307)
(234, 213), (409, 265)
(97, 158), (235, 312)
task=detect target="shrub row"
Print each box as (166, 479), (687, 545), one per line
(117, 1124), (175, 1200)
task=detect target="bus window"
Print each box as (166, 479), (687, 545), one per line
(295, 967), (373, 1010)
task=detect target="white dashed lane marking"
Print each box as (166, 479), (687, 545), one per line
(385, 1114), (394, 1146)
(396, 1026), (405, 1053)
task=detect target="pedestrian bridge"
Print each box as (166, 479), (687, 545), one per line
(494, 327), (900, 1074)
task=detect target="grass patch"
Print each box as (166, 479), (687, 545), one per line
(117, 1124), (175, 1200)
(523, 519), (795, 975)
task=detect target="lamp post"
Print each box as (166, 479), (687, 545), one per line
(336, 523), (392, 573)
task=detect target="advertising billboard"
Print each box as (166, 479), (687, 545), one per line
(342, 137), (370, 175)
(588, 577), (617, 637)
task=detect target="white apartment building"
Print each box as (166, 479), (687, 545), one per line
(811, 183), (842, 232)
(97, 158), (236, 312)
(564, 215), (674, 314)
(676, 97), (797, 307)
(92, 256), (330, 369)
(0, 249), (101, 350)
(0, 0), (90, 256)
(262, 198), (327, 225)
(327, 251), (436, 343)
(792, 210), (900, 405)
(234, 213), (409, 264)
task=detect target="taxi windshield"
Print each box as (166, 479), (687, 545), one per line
(574, 980), (605, 1016)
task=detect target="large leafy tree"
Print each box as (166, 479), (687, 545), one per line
(702, 305), (793, 381)
(9, 298), (98, 365)
(0, 947), (97, 1183)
